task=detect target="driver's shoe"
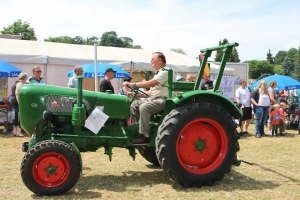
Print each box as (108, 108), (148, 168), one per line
(131, 134), (150, 144)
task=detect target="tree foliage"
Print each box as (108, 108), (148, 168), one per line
(274, 50), (287, 65)
(273, 64), (284, 75)
(45, 36), (75, 44)
(99, 31), (142, 49)
(44, 31), (142, 49)
(266, 49), (274, 64)
(293, 46), (300, 81)
(248, 60), (274, 79)
(1, 19), (36, 40)
(214, 38), (240, 62)
(170, 48), (187, 55)
(282, 48), (298, 77)
(99, 31), (123, 47)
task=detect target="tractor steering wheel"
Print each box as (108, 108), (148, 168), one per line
(126, 84), (149, 98)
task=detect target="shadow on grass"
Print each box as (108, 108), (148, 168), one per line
(254, 163), (300, 183)
(60, 168), (285, 198)
(28, 167), (289, 199)
(171, 169), (281, 192)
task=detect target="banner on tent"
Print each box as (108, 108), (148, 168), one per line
(210, 73), (235, 101)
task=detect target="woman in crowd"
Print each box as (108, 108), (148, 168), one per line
(251, 80), (270, 138)
(13, 72), (28, 137)
(267, 80), (278, 135)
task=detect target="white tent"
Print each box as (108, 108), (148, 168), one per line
(0, 38), (233, 88)
(0, 38), (229, 72)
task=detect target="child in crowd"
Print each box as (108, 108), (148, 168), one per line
(278, 102), (287, 136)
(270, 104), (280, 137)
(2, 94), (15, 133)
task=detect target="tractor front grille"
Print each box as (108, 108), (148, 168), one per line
(45, 95), (90, 113)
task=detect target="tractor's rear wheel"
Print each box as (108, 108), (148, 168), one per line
(156, 102), (239, 187)
(20, 140), (81, 195)
(138, 147), (160, 166)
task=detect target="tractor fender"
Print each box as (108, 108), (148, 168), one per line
(165, 90), (242, 119)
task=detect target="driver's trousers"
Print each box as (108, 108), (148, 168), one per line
(130, 96), (166, 137)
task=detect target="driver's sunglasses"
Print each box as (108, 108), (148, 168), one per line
(35, 71), (42, 73)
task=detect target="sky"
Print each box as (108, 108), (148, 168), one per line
(0, 0), (299, 62)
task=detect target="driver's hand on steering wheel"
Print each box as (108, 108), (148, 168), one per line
(123, 81), (130, 87)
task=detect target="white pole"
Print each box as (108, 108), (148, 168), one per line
(94, 43), (98, 92)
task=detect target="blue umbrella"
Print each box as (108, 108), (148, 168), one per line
(249, 74), (300, 91)
(68, 63), (130, 78)
(0, 60), (22, 77)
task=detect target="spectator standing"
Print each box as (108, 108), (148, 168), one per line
(27, 66), (45, 84)
(68, 65), (83, 88)
(269, 104), (280, 137)
(200, 75), (213, 90)
(123, 52), (169, 144)
(267, 80), (278, 135)
(100, 68), (116, 93)
(186, 74), (196, 82)
(13, 72), (28, 137)
(251, 80), (270, 138)
(235, 79), (252, 136)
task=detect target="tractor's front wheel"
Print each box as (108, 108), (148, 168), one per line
(156, 102), (239, 187)
(20, 140), (81, 195)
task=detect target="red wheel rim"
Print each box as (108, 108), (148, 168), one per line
(176, 118), (228, 174)
(32, 152), (70, 187)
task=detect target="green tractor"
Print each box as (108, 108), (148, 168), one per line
(19, 43), (242, 195)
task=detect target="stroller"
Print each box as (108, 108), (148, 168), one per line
(286, 104), (300, 129)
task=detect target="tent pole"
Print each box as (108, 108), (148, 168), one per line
(94, 43), (98, 92)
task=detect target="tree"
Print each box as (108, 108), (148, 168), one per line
(266, 49), (274, 64)
(73, 36), (85, 44)
(132, 45), (142, 49)
(293, 46), (300, 81)
(273, 64), (284, 75)
(274, 50), (287, 65)
(282, 48), (299, 76)
(99, 31), (124, 47)
(248, 60), (274, 79)
(45, 36), (74, 44)
(120, 37), (133, 48)
(229, 47), (240, 62)
(1, 19), (37, 40)
(214, 38), (240, 62)
(99, 32), (142, 49)
(170, 48), (187, 55)
(85, 36), (99, 45)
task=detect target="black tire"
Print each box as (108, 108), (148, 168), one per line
(20, 140), (81, 196)
(156, 102), (240, 187)
(138, 147), (160, 166)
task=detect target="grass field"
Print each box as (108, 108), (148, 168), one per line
(0, 124), (300, 200)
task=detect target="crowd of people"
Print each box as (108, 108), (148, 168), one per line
(2, 66), (45, 137)
(236, 78), (300, 138)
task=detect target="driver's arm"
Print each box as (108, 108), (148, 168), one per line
(123, 79), (159, 89)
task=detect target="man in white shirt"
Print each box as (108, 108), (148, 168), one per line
(124, 52), (169, 144)
(235, 79), (252, 136)
(68, 66), (83, 88)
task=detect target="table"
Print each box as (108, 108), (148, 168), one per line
(0, 104), (9, 131)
